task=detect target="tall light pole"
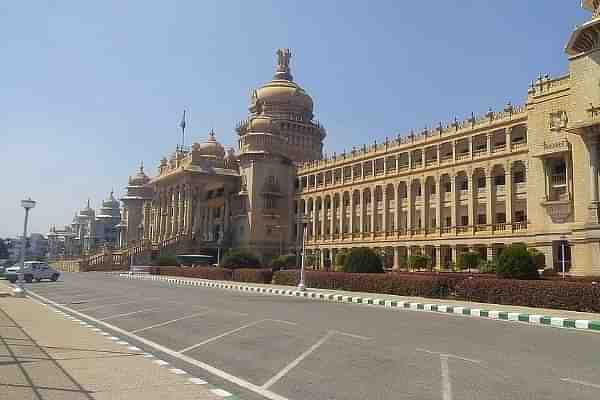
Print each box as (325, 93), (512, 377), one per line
(14, 198), (36, 297)
(297, 216), (310, 291)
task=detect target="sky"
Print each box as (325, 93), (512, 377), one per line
(0, 1), (590, 238)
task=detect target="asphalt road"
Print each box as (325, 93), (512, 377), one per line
(22, 273), (600, 400)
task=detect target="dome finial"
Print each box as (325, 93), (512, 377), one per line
(274, 48), (293, 81)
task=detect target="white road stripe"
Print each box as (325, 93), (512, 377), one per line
(189, 377), (207, 385)
(100, 308), (160, 321)
(131, 311), (212, 333)
(262, 331), (335, 389)
(211, 388), (233, 397)
(440, 354), (453, 400)
(78, 298), (161, 311)
(561, 377), (600, 389)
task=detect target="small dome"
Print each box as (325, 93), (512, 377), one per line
(197, 130), (225, 158)
(247, 115), (277, 133)
(129, 161), (150, 185)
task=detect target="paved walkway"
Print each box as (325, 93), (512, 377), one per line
(0, 280), (225, 400)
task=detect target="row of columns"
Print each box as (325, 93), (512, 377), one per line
(302, 127), (521, 189)
(300, 161), (525, 240)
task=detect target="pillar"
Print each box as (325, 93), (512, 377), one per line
(506, 163), (513, 226)
(435, 246), (442, 270)
(486, 171), (493, 228)
(486, 133), (492, 153)
(468, 173), (474, 231)
(312, 199), (317, 238)
(505, 127), (512, 152)
(407, 183), (413, 235)
(451, 246), (458, 266)
(359, 191), (364, 237)
(371, 187), (376, 236)
(393, 247), (400, 270)
(349, 195), (355, 236)
(487, 246), (494, 261)
(450, 174), (457, 232)
(588, 140), (600, 222)
(339, 194), (344, 237)
(436, 176), (442, 234)
(330, 198), (335, 239)
(383, 187), (388, 236)
(394, 183), (401, 237)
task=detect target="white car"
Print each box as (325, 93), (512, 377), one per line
(5, 261), (60, 283)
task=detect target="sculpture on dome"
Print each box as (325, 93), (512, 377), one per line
(276, 48), (292, 73)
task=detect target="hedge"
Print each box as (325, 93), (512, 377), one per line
(153, 266), (272, 284)
(273, 270), (457, 298)
(455, 277), (600, 313)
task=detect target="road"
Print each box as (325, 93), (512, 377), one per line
(23, 273), (600, 400)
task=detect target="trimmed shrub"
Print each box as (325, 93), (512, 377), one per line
(479, 259), (497, 274)
(232, 268), (273, 284)
(457, 252), (481, 272)
(335, 250), (348, 268)
(153, 255), (178, 267)
(155, 266), (232, 280)
(528, 248), (546, 270)
(273, 270), (456, 298)
(342, 248), (383, 273)
(270, 254), (297, 271)
(456, 277), (600, 313)
(408, 254), (430, 271)
(496, 244), (538, 280)
(219, 250), (260, 269)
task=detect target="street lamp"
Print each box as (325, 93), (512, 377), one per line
(560, 234), (567, 279)
(14, 198), (36, 297)
(298, 216), (311, 291)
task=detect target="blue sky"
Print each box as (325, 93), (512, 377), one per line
(0, 1), (589, 237)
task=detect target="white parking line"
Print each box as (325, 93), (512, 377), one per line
(28, 289), (291, 400)
(262, 330), (335, 389)
(131, 310), (212, 334)
(100, 308), (161, 321)
(78, 298), (161, 312)
(561, 378), (600, 389)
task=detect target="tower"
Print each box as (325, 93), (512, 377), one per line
(234, 49), (325, 261)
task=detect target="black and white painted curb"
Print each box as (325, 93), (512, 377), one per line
(28, 292), (240, 399)
(120, 273), (600, 333)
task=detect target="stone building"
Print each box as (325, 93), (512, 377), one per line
(118, 2), (600, 274)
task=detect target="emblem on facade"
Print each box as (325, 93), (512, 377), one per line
(547, 203), (571, 223)
(549, 110), (568, 131)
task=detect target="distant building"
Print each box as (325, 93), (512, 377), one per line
(47, 191), (121, 258)
(4, 234), (48, 262)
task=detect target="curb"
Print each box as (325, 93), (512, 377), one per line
(119, 273), (600, 333)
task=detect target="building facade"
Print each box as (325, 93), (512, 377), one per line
(294, 1), (600, 276)
(115, 2), (600, 274)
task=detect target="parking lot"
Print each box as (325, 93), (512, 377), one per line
(23, 273), (600, 400)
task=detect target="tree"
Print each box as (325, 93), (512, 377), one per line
(335, 250), (348, 268)
(528, 248), (546, 270)
(457, 251), (481, 272)
(496, 244), (539, 279)
(342, 248), (384, 273)
(219, 250), (260, 269)
(408, 254), (430, 271)
(0, 238), (8, 259)
(269, 254), (296, 271)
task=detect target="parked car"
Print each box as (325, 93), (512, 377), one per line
(4, 261), (60, 283)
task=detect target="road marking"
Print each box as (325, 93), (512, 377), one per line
(332, 330), (372, 341)
(262, 330), (335, 389)
(417, 348), (481, 400)
(169, 368), (187, 375)
(440, 355), (452, 400)
(179, 319), (296, 353)
(154, 359), (169, 366)
(100, 308), (160, 321)
(131, 310), (212, 333)
(29, 288), (294, 400)
(561, 378), (600, 389)
(189, 377), (207, 385)
(78, 298), (160, 312)
(211, 388), (233, 397)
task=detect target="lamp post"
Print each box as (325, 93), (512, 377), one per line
(298, 216), (311, 291)
(560, 234), (567, 279)
(14, 198), (36, 297)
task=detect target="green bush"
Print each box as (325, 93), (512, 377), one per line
(219, 250), (260, 269)
(408, 254), (430, 271)
(457, 252), (481, 272)
(496, 244), (539, 280)
(269, 254), (297, 271)
(335, 250), (348, 268)
(528, 248), (546, 270)
(153, 255), (178, 266)
(479, 259), (497, 274)
(342, 248), (383, 273)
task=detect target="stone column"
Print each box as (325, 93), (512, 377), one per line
(423, 178), (429, 234)
(393, 247), (400, 270)
(486, 171), (493, 229)
(359, 190), (364, 237)
(321, 199), (326, 239)
(436, 145), (441, 167)
(435, 246), (442, 270)
(436, 176), (442, 235)
(407, 183), (413, 236)
(330, 197), (335, 239)
(450, 174), (457, 233)
(451, 246), (458, 266)
(506, 127), (512, 152)
(505, 163), (513, 226)
(370, 187), (376, 237)
(588, 140), (600, 222)
(339, 194), (344, 237)
(394, 183), (401, 237)
(487, 246), (494, 261)
(383, 187), (388, 236)
(349, 194), (355, 237)
(452, 140), (456, 162)
(486, 133), (492, 154)
(312, 199), (317, 239)
(468, 172), (475, 231)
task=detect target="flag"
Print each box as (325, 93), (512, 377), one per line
(179, 110), (186, 130)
